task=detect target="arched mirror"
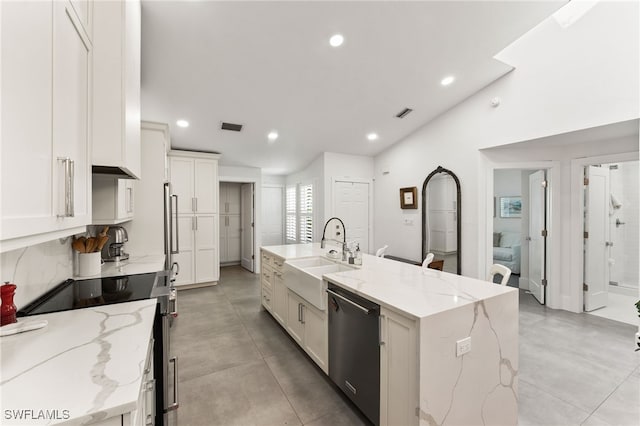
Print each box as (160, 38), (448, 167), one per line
(422, 166), (461, 274)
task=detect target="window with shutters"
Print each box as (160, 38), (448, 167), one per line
(285, 185), (297, 243)
(298, 183), (313, 243)
(285, 182), (314, 244)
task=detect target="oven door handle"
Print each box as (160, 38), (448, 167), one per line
(168, 356), (179, 411)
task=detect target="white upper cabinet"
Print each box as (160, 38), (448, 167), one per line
(1, 0), (92, 251)
(92, 0), (141, 179)
(169, 151), (220, 215)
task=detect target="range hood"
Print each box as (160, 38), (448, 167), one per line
(92, 165), (138, 179)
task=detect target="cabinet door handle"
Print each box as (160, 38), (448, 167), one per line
(192, 197), (196, 212)
(127, 187), (133, 213)
(300, 304), (305, 324)
(379, 315), (385, 346)
(171, 195), (179, 254)
(57, 157), (74, 217)
(195, 197), (198, 212)
(298, 303), (302, 322)
(225, 202), (229, 213)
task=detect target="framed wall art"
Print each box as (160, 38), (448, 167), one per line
(400, 187), (418, 209)
(499, 196), (522, 218)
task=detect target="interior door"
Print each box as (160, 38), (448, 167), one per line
(584, 165), (610, 311)
(528, 170), (547, 304)
(240, 183), (255, 272)
(333, 181), (370, 253)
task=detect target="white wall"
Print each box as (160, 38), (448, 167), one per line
(262, 174), (285, 185)
(373, 1), (639, 283)
(493, 169), (522, 233)
(0, 239), (73, 309)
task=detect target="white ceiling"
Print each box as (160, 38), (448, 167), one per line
(141, 1), (565, 175)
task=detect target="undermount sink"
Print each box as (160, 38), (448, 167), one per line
(283, 257), (354, 310)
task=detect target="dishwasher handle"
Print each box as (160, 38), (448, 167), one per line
(326, 288), (371, 314)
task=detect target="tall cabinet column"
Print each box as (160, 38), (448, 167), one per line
(168, 150), (220, 287)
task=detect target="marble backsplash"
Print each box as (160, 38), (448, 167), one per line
(0, 238), (73, 309)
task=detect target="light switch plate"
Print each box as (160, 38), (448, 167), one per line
(456, 337), (471, 357)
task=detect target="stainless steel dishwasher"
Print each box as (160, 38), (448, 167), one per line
(327, 283), (380, 426)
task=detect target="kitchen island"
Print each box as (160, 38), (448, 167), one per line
(0, 299), (157, 425)
(261, 243), (518, 426)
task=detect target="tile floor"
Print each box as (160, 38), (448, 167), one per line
(171, 266), (639, 426)
(586, 292), (639, 326)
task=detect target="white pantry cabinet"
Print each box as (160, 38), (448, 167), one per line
(92, 0), (141, 179)
(0, 0), (92, 252)
(169, 153), (219, 215)
(169, 151), (220, 286)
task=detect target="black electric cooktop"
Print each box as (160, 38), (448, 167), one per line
(18, 272), (159, 317)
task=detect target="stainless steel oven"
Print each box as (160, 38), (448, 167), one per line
(18, 272), (179, 426)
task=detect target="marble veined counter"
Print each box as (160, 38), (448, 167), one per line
(73, 255), (165, 281)
(261, 243), (515, 319)
(262, 243), (518, 426)
(0, 299), (157, 425)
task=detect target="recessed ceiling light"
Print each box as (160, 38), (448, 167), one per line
(367, 133), (379, 141)
(176, 119), (189, 128)
(329, 34), (344, 47)
(440, 76), (455, 86)
(267, 131), (278, 142)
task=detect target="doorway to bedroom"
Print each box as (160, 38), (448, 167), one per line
(493, 168), (548, 305)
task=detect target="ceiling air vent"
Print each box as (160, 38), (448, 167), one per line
(395, 108), (413, 119)
(221, 122), (243, 132)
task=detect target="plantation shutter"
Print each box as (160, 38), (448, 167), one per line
(285, 185), (297, 243)
(298, 183), (313, 243)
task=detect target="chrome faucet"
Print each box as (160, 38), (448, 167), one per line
(321, 217), (347, 260)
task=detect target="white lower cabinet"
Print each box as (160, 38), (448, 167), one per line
(272, 270), (288, 325)
(380, 307), (419, 426)
(286, 290), (328, 374)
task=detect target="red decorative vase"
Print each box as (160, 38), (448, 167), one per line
(1, 282), (17, 326)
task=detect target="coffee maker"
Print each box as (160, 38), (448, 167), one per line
(101, 226), (129, 262)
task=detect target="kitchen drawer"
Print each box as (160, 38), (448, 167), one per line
(261, 250), (273, 268)
(261, 264), (274, 291)
(262, 286), (273, 312)
(272, 256), (285, 273)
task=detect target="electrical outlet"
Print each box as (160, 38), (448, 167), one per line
(456, 337), (471, 357)
(404, 219), (414, 226)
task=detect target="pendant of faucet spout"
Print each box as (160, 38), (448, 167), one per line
(321, 217), (347, 248)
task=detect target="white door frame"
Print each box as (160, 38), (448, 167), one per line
(219, 176), (261, 274)
(570, 151), (638, 313)
(330, 177), (374, 254)
(484, 160), (560, 307)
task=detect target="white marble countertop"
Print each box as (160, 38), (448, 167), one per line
(262, 243), (516, 319)
(74, 255), (165, 280)
(0, 299), (157, 425)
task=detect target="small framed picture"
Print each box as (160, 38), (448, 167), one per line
(500, 196), (522, 218)
(400, 187), (418, 209)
